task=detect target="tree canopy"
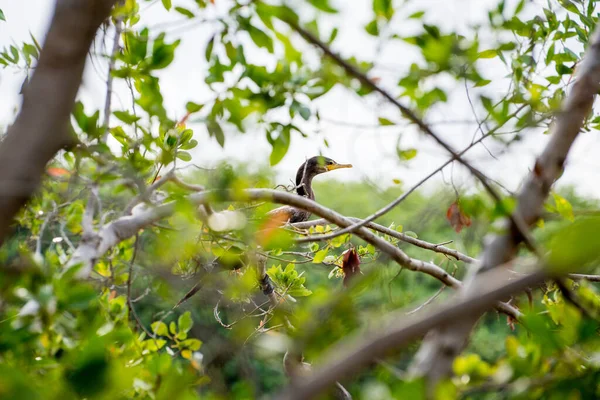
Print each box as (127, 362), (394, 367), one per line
(2, 0), (600, 399)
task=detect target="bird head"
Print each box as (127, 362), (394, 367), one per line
(304, 156), (353, 176)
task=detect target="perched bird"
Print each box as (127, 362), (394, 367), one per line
(266, 156), (353, 224)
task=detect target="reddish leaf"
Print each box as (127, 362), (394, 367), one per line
(341, 248), (361, 287)
(256, 208), (290, 247)
(46, 167), (71, 177)
(507, 315), (516, 331)
(446, 201), (471, 233)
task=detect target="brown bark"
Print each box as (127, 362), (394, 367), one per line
(0, 0), (117, 243)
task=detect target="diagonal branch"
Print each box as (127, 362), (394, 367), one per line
(296, 105), (528, 244)
(284, 18), (537, 253)
(409, 25), (600, 384)
(293, 218), (477, 264)
(0, 0), (117, 244)
(273, 267), (549, 400)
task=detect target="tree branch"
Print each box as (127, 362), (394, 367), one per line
(273, 267), (549, 400)
(66, 188), (519, 318)
(284, 18), (537, 253)
(409, 25), (600, 384)
(296, 104), (528, 244)
(101, 9), (123, 142)
(0, 0), (117, 244)
(293, 218), (476, 264)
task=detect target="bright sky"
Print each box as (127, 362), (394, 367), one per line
(2, 0), (600, 201)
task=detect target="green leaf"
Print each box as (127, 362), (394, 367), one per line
(175, 7), (194, 18)
(268, 127), (291, 166)
(365, 20), (379, 36)
(113, 110), (140, 124)
(548, 217), (600, 270)
(478, 49), (497, 59)
(151, 321), (169, 336)
(408, 11), (425, 19)
(545, 43), (555, 66)
(10, 45), (19, 63)
(328, 27), (339, 44)
(247, 26), (274, 53)
(556, 63), (573, 75)
(397, 148), (417, 160)
(378, 117), (395, 126)
(552, 193), (574, 221)
(0, 9), (5, 22)
(178, 311), (193, 333)
(308, 0), (338, 13)
(474, 79), (491, 87)
(161, 0), (171, 10)
(185, 102), (203, 113)
(313, 249), (328, 263)
(176, 151), (192, 161)
(207, 121), (225, 147)
(373, 0), (394, 20)
(181, 338), (202, 351)
(150, 34), (180, 70)
(205, 35), (215, 61)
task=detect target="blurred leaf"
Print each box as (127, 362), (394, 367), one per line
(178, 311), (193, 333)
(152, 321), (169, 337)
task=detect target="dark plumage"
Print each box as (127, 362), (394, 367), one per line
(267, 156), (352, 224)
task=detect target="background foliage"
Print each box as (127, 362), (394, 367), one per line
(2, 0), (600, 398)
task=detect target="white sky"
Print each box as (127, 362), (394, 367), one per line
(2, 0), (600, 200)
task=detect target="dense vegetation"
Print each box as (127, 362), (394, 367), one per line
(3, 0), (600, 399)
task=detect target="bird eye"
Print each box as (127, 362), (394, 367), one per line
(327, 160), (334, 165)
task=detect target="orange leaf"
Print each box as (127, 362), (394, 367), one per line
(256, 208), (290, 247)
(341, 248), (361, 287)
(446, 202), (471, 233)
(46, 167), (71, 177)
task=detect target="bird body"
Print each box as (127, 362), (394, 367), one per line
(267, 156), (352, 224)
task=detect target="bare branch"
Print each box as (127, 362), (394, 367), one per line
(0, 0), (117, 244)
(124, 169), (174, 214)
(285, 19), (537, 253)
(568, 273), (600, 282)
(296, 105), (528, 244)
(293, 218), (477, 264)
(101, 9), (123, 142)
(410, 25), (600, 384)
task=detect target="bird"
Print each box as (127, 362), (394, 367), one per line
(266, 156), (352, 224)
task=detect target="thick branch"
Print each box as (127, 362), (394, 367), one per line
(410, 26), (600, 383)
(0, 0), (117, 244)
(274, 268), (548, 400)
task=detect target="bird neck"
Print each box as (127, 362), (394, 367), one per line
(296, 163), (315, 200)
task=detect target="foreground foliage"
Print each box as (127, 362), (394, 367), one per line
(2, 0), (600, 398)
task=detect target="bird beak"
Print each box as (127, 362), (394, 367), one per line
(326, 163), (353, 171)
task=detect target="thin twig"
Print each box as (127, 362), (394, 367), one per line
(101, 12), (123, 142)
(126, 234), (155, 338)
(406, 285), (447, 315)
(296, 105), (528, 244)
